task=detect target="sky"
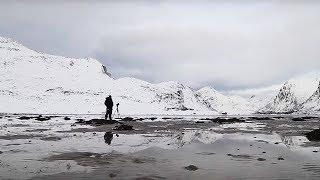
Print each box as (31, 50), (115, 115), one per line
(1, 0), (320, 91)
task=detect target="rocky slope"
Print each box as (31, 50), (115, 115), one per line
(302, 81), (320, 112)
(259, 74), (320, 114)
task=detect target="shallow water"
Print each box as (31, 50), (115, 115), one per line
(0, 114), (320, 179)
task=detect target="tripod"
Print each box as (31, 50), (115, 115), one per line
(112, 103), (121, 119)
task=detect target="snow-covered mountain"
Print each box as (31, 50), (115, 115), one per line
(228, 85), (281, 110)
(302, 81), (320, 112)
(2, 36), (320, 115)
(195, 86), (257, 114)
(259, 74), (320, 114)
(0, 36), (255, 115)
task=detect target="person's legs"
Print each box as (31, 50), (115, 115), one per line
(109, 109), (113, 120)
(105, 109), (108, 120)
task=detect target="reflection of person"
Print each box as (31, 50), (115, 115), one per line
(104, 95), (113, 120)
(104, 132), (113, 145)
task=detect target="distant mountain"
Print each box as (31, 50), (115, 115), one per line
(195, 86), (257, 114)
(228, 85), (280, 110)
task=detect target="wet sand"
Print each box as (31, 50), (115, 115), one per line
(0, 114), (320, 179)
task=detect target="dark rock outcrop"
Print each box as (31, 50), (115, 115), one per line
(35, 115), (51, 121)
(113, 124), (133, 131)
(121, 117), (135, 122)
(306, 129), (320, 141)
(200, 117), (245, 124)
(292, 117), (306, 121)
(249, 117), (273, 121)
(195, 121), (205, 124)
(77, 119), (121, 125)
(18, 116), (33, 120)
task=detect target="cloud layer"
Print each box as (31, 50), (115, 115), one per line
(1, 1), (320, 90)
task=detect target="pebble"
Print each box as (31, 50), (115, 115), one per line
(257, 158), (266, 161)
(185, 165), (199, 171)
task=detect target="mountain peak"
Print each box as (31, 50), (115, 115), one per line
(0, 36), (36, 55)
(198, 86), (218, 93)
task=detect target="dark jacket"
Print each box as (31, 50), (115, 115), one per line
(105, 97), (113, 109)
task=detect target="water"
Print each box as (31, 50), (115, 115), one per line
(0, 114), (320, 179)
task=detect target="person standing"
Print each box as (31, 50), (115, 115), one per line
(104, 95), (113, 120)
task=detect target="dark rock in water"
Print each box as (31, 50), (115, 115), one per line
(134, 118), (145, 121)
(162, 117), (183, 120)
(257, 158), (266, 161)
(301, 116), (318, 120)
(0, 151), (3, 154)
(18, 116), (33, 120)
(109, 173), (117, 178)
(35, 115), (51, 121)
(132, 158), (145, 164)
(64, 117), (71, 120)
(121, 117), (135, 122)
(313, 150), (318, 153)
(149, 117), (157, 121)
(249, 117), (273, 121)
(226, 154), (252, 159)
(200, 117), (245, 124)
(278, 157), (285, 160)
(195, 121), (205, 124)
(184, 165), (198, 171)
(273, 116), (285, 119)
(77, 119), (121, 125)
(113, 124), (133, 131)
(47, 115), (60, 118)
(162, 117), (172, 120)
(41, 136), (62, 141)
(292, 117), (306, 121)
(306, 129), (320, 141)
(104, 132), (113, 145)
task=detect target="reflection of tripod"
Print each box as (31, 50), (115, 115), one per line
(113, 103), (121, 119)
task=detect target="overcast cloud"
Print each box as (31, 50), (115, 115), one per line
(1, 0), (320, 90)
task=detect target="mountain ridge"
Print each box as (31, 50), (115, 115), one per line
(0, 36), (255, 115)
(1, 36), (320, 115)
